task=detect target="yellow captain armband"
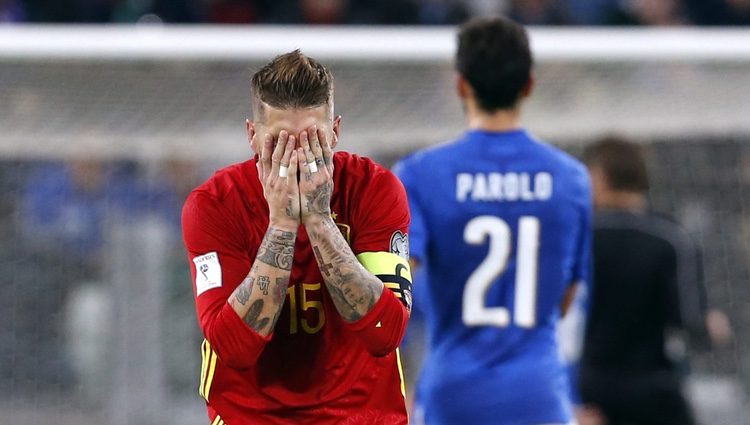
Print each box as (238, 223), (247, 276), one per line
(357, 251), (413, 313)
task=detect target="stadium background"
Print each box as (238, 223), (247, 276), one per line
(1, 1), (750, 424)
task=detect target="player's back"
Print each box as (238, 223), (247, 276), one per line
(396, 129), (591, 425)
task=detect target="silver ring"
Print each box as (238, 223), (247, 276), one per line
(279, 165), (289, 178)
(308, 161), (318, 173)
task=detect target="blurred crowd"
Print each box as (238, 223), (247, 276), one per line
(0, 158), (204, 400)
(1, 0), (749, 25)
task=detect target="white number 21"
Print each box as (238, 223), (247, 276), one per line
(462, 215), (540, 328)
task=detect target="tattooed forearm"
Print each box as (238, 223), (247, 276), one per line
(243, 299), (270, 332)
(256, 228), (296, 270)
(228, 227), (296, 337)
(327, 281), (366, 321)
(308, 217), (383, 322)
(258, 276), (270, 295)
(271, 277), (288, 325)
(233, 276), (254, 305)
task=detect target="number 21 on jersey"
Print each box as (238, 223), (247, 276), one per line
(463, 216), (540, 329)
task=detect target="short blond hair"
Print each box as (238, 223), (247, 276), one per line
(251, 49), (334, 120)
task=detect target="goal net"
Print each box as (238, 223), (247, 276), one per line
(0, 25), (748, 425)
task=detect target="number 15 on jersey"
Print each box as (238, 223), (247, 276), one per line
(463, 216), (540, 329)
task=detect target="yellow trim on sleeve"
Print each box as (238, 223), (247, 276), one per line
(396, 348), (406, 398)
(199, 339), (218, 401)
(211, 415), (221, 425)
(356, 252), (412, 282)
(204, 345), (218, 400)
(199, 340), (208, 398)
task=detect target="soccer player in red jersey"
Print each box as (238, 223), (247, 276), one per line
(181, 50), (412, 425)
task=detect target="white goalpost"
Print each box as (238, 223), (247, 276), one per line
(0, 26), (749, 161)
(2, 25), (750, 61)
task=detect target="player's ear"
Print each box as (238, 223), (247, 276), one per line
(456, 74), (471, 100)
(521, 74), (535, 99)
(246, 119), (258, 154)
(331, 114), (342, 149)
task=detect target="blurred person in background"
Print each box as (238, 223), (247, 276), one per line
(563, 0), (618, 24)
(0, 0), (25, 21)
(298, 0), (347, 24)
(507, 0), (569, 25)
(265, 0), (421, 25)
(606, 0), (690, 25)
(261, 0), (347, 24)
(143, 158), (207, 394)
(3, 159), (139, 397)
(684, 0), (750, 25)
(711, 0), (750, 24)
(206, 0), (264, 24)
(395, 16), (592, 425)
(348, 0), (420, 24)
(138, 154), (205, 396)
(578, 137), (732, 425)
(20, 159), (140, 282)
(15, 0), (750, 25)
(416, 0), (469, 25)
(110, 0), (206, 22)
(9, 157), (199, 400)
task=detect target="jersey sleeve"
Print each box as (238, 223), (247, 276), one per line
(351, 168), (410, 255)
(571, 169), (593, 287)
(343, 168), (411, 357)
(393, 158), (428, 263)
(182, 191), (272, 369)
(662, 229), (709, 348)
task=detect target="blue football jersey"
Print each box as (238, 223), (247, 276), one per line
(394, 129), (592, 425)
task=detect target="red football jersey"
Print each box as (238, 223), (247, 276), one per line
(182, 152), (411, 425)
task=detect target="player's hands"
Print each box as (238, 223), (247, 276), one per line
(297, 125), (334, 224)
(257, 130), (300, 231)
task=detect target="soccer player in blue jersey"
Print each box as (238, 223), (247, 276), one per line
(394, 17), (592, 425)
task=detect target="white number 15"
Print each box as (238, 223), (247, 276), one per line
(463, 215), (540, 328)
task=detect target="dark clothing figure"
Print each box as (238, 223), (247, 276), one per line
(580, 210), (707, 425)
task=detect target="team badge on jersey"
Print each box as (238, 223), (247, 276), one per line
(336, 223), (351, 245)
(332, 211), (352, 245)
(390, 231), (409, 260)
(193, 252), (222, 296)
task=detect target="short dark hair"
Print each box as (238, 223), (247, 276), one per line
(584, 136), (650, 192)
(456, 16), (533, 112)
(251, 49), (334, 120)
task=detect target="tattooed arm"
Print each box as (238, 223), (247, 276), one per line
(227, 227), (295, 336)
(295, 127), (409, 357)
(181, 130), (301, 370)
(307, 216), (385, 322)
(227, 129), (301, 336)
(296, 126), (385, 322)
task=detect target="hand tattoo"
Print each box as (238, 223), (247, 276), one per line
(304, 181), (333, 216)
(285, 198), (297, 220)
